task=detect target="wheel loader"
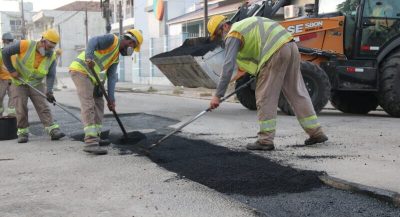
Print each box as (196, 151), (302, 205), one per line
(151, 0), (400, 117)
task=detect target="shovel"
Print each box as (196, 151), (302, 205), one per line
(87, 67), (145, 144)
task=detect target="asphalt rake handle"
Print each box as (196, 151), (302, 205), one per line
(17, 78), (82, 123)
(147, 76), (256, 150)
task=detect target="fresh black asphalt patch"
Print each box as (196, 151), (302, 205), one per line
(29, 107), (400, 216)
(138, 134), (324, 196)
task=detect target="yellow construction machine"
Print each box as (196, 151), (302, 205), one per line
(151, 0), (400, 117)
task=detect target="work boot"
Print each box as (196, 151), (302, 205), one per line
(246, 141), (275, 151)
(50, 128), (66, 141)
(304, 133), (328, 146)
(83, 144), (108, 155)
(99, 139), (111, 146)
(17, 134), (29, 143)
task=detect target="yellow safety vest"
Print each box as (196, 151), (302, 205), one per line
(227, 17), (293, 75)
(69, 35), (120, 84)
(0, 48), (12, 80)
(12, 40), (56, 86)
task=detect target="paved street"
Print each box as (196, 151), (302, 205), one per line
(1, 84), (400, 216)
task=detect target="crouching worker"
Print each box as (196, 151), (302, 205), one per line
(69, 29), (143, 155)
(1, 29), (66, 143)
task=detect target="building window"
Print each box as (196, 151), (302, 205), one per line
(10, 19), (22, 32)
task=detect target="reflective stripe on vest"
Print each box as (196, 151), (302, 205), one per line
(259, 119), (276, 132)
(12, 41), (56, 86)
(299, 115), (320, 129)
(229, 17), (293, 75)
(69, 35), (120, 85)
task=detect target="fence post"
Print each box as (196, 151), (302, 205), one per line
(163, 34), (169, 52)
(149, 37), (154, 79)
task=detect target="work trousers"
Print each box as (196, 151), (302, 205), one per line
(70, 71), (104, 144)
(255, 42), (324, 144)
(14, 83), (54, 131)
(0, 79), (16, 116)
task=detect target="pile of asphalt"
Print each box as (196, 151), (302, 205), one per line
(151, 37), (221, 59)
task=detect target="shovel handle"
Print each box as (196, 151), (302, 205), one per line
(149, 76), (256, 149)
(87, 67), (128, 138)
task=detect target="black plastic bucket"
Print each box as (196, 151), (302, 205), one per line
(0, 116), (18, 140)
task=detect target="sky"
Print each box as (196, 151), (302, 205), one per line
(0, 0), (94, 12)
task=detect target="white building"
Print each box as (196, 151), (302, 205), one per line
(0, 1), (34, 44)
(28, 1), (105, 67)
(107, 0), (202, 85)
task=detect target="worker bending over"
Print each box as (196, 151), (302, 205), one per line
(69, 29), (143, 155)
(0, 32), (16, 117)
(207, 16), (328, 151)
(2, 29), (65, 143)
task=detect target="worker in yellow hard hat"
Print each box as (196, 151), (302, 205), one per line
(207, 15), (231, 41)
(69, 29), (143, 155)
(207, 15), (328, 151)
(1, 29), (66, 143)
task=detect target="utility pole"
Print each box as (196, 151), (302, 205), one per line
(204, 0), (208, 37)
(118, 1), (125, 81)
(101, 0), (112, 33)
(85, 4), (88, 46)
(20, 0), (26, 39)
(57, 25), (62, 66)
(118, 1), (123, 36)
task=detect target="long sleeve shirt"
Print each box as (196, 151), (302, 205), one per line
(215, 37), (241, 98)
(2, 41), (56, 93)
(85, 34), (119, 102)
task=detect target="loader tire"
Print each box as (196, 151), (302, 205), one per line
(278, 61), (331, 116)
(235, 74), (257, 110)
(330, 91), (378, 114)
(378, 49), (400, 117)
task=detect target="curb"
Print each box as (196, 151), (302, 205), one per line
(319, 175), (400, 207)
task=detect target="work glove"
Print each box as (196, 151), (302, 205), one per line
(85, 59), (95, 69)
(46, 92), (56, 104)
(107, 101), (115, 111)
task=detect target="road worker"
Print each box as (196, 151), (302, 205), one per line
(69, 29), (143, 155)
(0, 32), (16, 117)
(207, 15), (328, 151)
(2, 29), (66, 143)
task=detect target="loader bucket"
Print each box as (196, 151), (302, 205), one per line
(150, 37), (225, 89)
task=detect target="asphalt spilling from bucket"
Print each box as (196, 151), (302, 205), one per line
(29, 106), (400, 216)
(150, 37), (221, 59)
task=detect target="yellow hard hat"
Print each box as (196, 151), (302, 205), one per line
(42, 29), (60, 44)
(207, 15), (227, 39)
(126, 29), (143, 52)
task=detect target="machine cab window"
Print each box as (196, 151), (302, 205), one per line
(360, 0), (400, 55)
